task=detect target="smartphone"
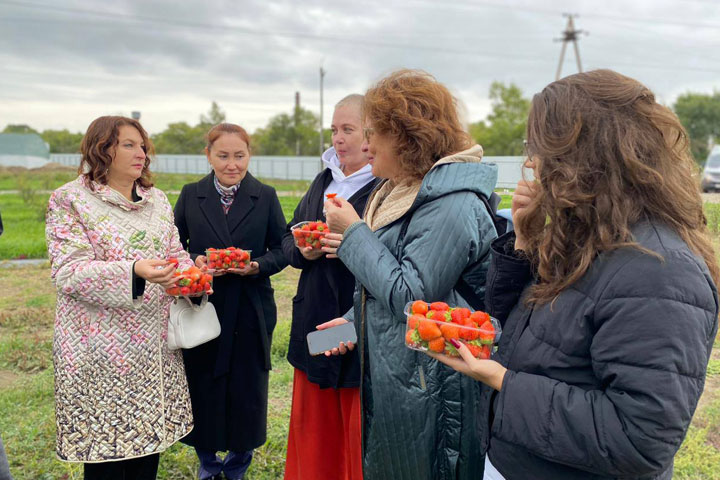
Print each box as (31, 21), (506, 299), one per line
(307, 322), (357, 356)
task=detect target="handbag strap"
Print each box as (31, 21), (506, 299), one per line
(175, 293), (209, 311)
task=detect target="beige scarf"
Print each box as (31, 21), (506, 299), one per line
(364, 145), (484, 232)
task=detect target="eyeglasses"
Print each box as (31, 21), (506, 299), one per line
(363, 127), (375, 141)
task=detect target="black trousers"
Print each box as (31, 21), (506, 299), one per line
(84, 453), (159, 480)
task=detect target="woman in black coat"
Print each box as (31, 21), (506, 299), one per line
(429, 70), (720, 479)
(174, 123), (288, 480)
(282, 94), (376, 480)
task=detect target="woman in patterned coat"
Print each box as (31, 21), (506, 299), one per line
(45, 116), (194, 480)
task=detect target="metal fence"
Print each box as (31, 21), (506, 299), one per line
(49, 154), (530, 188)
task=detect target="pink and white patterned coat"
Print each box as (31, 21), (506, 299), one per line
(46, 176), (194, 462)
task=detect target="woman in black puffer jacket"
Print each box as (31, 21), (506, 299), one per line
(430, 69), (719, 480)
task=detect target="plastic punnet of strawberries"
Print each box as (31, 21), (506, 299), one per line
(290, 220), (330, 250)
(165, 265), (213, 298)
(205, 247), (251, 272)
(404, 300), (501, 359)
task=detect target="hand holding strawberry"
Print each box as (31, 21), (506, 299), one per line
(324, 196), (361, 234)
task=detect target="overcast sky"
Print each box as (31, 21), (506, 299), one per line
(1, 0), (719, 135)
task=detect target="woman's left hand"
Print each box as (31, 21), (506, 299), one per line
(320, 232), (343, 259)
(227, 261), (260, 276)
(425, 340), (508, 391)
(325, 197), (361, 234)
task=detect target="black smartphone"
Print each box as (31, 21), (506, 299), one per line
(306, 322), (357, 356)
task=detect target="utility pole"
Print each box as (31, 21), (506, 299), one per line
(555, 14), (586, 81)
(319, 65), (326, 158)
(294, 91), (300, 156)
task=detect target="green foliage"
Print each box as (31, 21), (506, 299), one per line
(674, 91), (720, 164)
(40, 129), (84, 154)
(469, 82), (530, 156)
(152, 102), (227, 154)
(2, 124), (38, 134)
(253, 107), (324, 156)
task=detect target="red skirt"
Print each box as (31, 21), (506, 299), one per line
(284, 368), (363, 480)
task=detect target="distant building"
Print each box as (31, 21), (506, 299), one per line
(0, 133), (50, 168)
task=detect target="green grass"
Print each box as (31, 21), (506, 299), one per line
(0, 192), (302, 260)
(0, 266), (300, 479)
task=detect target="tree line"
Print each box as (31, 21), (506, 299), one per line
(3, 86), (719, 163)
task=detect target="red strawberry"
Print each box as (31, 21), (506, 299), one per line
(411, 300), (428, 315)
(440, 322), (460, 340)
(405, 329), (416, 345)
(456, 308), (472, 320)
(470, 311), (490, 326)
(466, 343), (482, 358)
(450, 309), (465, 324)
(408, 314), (424, 330)
(479, 345), (492, 359)
(418, 319), (442, 341)
(430, 302), (450, 312)
(427, 310), (451, 322)
(478, 320), (496, 344)
(428, 337), (446, 353)
(181, 286), (191, 296)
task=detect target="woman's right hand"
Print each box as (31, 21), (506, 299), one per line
(512, 180), (541, 251)
(134, 259), (177, 288)
(316, 318), (355, 356)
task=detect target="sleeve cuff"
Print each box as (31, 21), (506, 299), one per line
(131, 261), (146, 299)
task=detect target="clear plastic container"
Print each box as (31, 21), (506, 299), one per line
(165, 269), (214, 298)
(290, 220), (330, 250)
(403, 301), (501, 359)
(205, 248), (251, 272)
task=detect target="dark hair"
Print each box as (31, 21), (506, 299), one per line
(519, 69), (719, 304)
(363, 69), (472, 181)
(206, 123), (251, 152)
(79, 116), (154, 189)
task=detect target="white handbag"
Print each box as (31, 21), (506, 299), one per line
(167, 294), (221, 350)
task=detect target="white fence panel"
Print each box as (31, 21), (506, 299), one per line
(48, 154), (529, 188)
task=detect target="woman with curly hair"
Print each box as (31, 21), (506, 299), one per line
(432, 69), (720, 479)
(322, 69), (499, 479)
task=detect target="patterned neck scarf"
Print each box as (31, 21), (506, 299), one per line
(213, 174), (240, 214)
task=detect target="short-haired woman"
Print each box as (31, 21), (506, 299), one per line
(46, 116), (194, 480)
(282, 94), (376, 480)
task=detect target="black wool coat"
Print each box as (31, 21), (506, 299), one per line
(480, 223), (719, 480)
(282, 169), (377, 389)
(174, 172), (288, 452)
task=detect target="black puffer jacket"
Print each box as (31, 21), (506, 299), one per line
(481, 222), (718, 479)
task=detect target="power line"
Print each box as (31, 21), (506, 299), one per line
(2, 1), (720, 75)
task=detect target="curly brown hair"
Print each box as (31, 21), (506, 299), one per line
(363, 69), (472, 181)
(519, 69), (719, 304)
(79, 116), (154, 189)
